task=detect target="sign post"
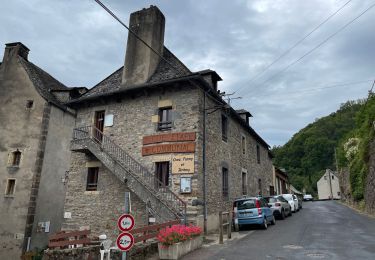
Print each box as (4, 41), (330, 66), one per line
(120, 192), (133, 260)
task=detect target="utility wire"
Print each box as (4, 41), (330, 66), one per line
(93, 0), (186, 76)
(240, 2), (375, 99)
(236, 0), (353, 94)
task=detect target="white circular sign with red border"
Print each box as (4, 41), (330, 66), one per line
(116, 232), (134, 251)
(117, 214), (135, 232)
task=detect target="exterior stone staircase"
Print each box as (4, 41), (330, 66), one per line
(71, 126), (186, 223)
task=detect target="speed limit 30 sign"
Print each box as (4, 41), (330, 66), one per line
(116, 232), (134, 252)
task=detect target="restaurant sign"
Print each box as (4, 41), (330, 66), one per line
(142, 143), (195, 156)
(143, 132), (196, 145)
(172, 154), (195, 174)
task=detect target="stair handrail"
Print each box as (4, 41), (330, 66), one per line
(72, 126), (187, 222)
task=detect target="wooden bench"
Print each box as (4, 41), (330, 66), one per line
(48, 230), (92, 249)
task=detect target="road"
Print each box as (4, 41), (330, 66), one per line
(182, 201), (375, 260)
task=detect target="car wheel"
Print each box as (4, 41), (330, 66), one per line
(281, 210), (285, 220)
(271, 215), (276, 225)
(288, 209), (292, 216)
(262, 218), (268, 229)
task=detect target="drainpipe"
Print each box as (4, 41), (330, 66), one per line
(203, 91), (207, 235)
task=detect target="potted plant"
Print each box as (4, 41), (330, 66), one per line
(157, 225), (203, 259)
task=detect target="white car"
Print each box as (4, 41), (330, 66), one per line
(282, 194), (298, 213)
(303, 194), (313, 201)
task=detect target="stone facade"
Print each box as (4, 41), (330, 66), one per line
(203, 94), (273, 229)
(62, 6), (274, 237)
(0, 43), (76, 259)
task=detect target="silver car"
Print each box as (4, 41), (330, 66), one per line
(265, 196), (292, 219)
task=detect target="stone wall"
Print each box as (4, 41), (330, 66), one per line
(63, 83), (202, 241)
(365, 139), (375, 214)
(30, 105), (75, 250)
(0, 54), (47, 259)
(204, 93), (273, 223)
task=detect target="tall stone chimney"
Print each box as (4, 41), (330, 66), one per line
(122, 6), (165, 86)
(2, 42), (29, 64)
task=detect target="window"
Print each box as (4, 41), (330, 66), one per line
(158, 107), (172, 131)
(26, 100), (34, 109)
(155, 162), (169, 188)
(242, 172), (247, 195)
(256, 144), (260, 164)
(241, 135), (246, 154)
(5, 179), (16, 196)
(86, 167), (99, 191)
(222, 167), (229, 198)
(324, 176), (327, 180)
(221, 115), (228, 141)
(332, 175), (334, 180)
(11, 150), (21, 166)
(258, 178), (262, 195)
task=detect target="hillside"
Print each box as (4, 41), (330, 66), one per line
(272, 100), (364, 195)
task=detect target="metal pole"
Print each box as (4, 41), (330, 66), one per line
(122, 192), (130, 260)
(203, 91), (208, 235)
(219, 211), (223, 244)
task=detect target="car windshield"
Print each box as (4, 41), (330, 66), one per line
(235, 199), (257, 210)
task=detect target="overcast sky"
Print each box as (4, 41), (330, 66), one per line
(1, 0), (374, 146)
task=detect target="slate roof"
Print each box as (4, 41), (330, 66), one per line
(19, 57), (72, 112)
(76, 46), (191, 101)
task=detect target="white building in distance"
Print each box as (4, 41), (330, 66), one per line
(317, 169), (341, 200)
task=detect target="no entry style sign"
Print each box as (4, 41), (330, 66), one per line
(117, 214), (135, 232)
(116, 232), (134, 252)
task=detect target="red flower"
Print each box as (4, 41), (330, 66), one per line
(157, 225), (202, 247)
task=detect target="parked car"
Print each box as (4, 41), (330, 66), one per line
(303, 194), (313, 201)
(282, 194), (298, 213)
(296, 195), (303, 210)
(233, 197), (275, 229)
(292, 194), (301, 211)
(264, 196), (292, 219)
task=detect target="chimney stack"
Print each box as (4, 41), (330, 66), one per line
(2, 42), (29, 64)
(122, 6), (165, 86)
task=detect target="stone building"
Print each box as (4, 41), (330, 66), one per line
(317, 169), (341, 200)
(272, 166), (289, 195)
(62, 5), (274, 240)
(0, 42), (84, 258)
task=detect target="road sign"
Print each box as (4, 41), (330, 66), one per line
(117, 214), (135, 232)
(116, 232), (134, 252)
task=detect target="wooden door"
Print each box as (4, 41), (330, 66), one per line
(94, 111), (105, 142)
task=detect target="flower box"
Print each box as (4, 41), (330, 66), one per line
(157, 224), (203, 259)
(158, 236), (203, 259)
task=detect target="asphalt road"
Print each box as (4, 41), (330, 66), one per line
(182, 201), (375, 260)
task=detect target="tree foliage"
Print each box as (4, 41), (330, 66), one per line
(272, 100), (364, 195)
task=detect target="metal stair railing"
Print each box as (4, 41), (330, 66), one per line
(72, 126), (187, 222)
